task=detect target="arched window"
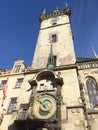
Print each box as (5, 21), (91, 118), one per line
(86, 78), (98, 106)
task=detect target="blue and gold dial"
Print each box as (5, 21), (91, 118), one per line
(33, 95), (56, 119)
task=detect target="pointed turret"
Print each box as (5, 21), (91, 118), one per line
(39, 8), (46, 22)
(92, 46), (98, 58)
(54, 6), (59, 13)
(42, 8), (46, 14)
(39, 4), (71, 22)
(64, 2), (71, 16)
(66, 2), (68, 8)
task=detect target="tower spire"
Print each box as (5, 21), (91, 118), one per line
(54, 6), (59, 12)
(64, 2), (71, 16)
(66, 2), (68, 8)
(92, 46), (98, 58)
(56, 6), (58, 10)
(42, 8), (46, 14)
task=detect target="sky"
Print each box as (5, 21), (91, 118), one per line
(0, 0), (98, 69)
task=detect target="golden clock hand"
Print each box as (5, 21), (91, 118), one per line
(38, 100), (46, 108)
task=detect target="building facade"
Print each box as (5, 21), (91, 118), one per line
(0, 5), (98, 130)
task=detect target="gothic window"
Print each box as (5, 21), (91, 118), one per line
(8, 98), (17, 113)
(0, 80), (7, 90)
(86, 78), (98, 106)
(15, 78), (23, 88)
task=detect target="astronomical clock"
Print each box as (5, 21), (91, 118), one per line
(28, 70), (63, 129)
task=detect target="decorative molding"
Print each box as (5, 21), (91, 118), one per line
(39, 7), (71, 22)
(77, 61), (98, 70)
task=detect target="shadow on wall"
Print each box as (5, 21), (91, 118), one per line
(8, 123), (17, 130)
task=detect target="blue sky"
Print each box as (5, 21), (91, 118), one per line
(0, 0), (98, 69)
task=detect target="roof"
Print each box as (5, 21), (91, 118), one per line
(76, 57), (98, 63)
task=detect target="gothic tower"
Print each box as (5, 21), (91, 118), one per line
(32, 6), (75, 69)
(27, 6), (84, 130)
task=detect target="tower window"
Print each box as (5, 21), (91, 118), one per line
(53, 55), (57, 67)
(86, 78), (98, 106)
(51, 34), (57, 43)
(52, 22), (57, 26)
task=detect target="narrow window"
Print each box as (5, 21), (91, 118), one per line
(86, 78), (98, 106)
(51, 34), (57, 43)
(53, 55), (57, 67)
(8, 98), (17, 113)
(0, 80), (7, 90)
(15, 78), (23, 88)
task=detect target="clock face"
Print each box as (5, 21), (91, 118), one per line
(50, 17), (60, 24)
(33, 95), (56, 119)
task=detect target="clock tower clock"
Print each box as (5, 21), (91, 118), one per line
(32, 94), (57, 119)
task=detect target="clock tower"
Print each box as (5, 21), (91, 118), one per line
(32, 6), (76, 69)
(26, 5), (83, 130)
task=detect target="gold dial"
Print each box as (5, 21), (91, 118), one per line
(33, 95), (56, 119)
